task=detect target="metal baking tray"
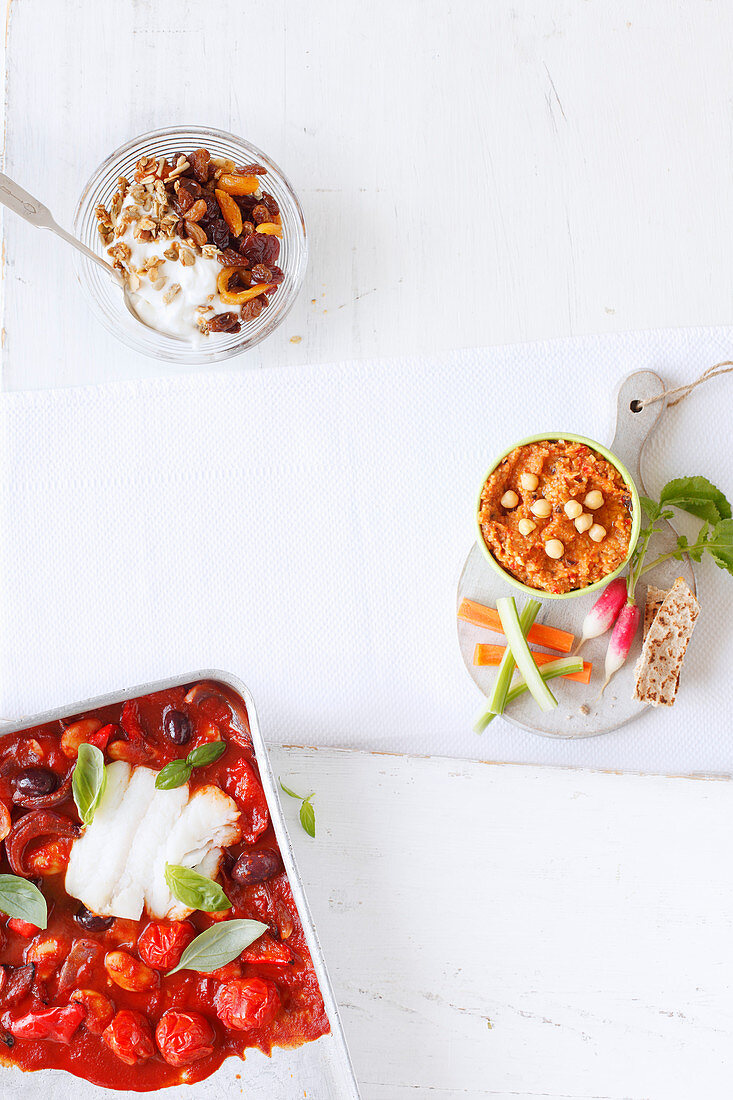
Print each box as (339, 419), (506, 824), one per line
(1, 670), (361, 1099)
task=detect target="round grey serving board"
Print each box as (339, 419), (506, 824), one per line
(457, 371), (696, 738)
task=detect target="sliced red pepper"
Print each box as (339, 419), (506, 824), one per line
(223, 759), (269, 844)
(88, 723), (117, 752)
(7, 919), (40, 939)
(120, 701), (146, 743)
(241, 932), (294, 966)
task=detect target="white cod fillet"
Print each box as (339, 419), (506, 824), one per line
(65, 762), (241, 921)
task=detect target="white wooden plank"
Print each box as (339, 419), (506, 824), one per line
(3, 1), (733, 389)
(270, 745), (733, 1099)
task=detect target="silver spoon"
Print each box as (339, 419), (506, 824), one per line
(0, 172), (184, 340)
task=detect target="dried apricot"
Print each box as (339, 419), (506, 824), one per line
(215, 189), (243, 237)
(217, 173), (260, 196)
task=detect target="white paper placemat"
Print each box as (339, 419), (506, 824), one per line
(2, 327), (732, 773)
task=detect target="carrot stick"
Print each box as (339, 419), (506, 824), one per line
(458, 599), (575, 653)
(474, 644), (592, 684)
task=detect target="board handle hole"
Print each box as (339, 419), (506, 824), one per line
(629, 399), (643, 412)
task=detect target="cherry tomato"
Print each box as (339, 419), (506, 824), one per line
(69, 989), (115, 1035)
(214, 977), (281, 1031)
(137, 920), (195, 970)
(1, 1004), (84, 1043)
(155, 1009), (215, 1066)
(222, 759), (269, 843)
(103, 1009), (155, 1066)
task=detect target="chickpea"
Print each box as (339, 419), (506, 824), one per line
(517, 518), (536, 536)
(583, 489), (604, 510)
(589, 523), (607, 543)
(544, 539), (564, 560)
(574, 513), (593, 533)
(530, 499), (552, 518)
(519, 472), (539, 492)
(563, 499), (582, 520)
(500, 490), (519, 509)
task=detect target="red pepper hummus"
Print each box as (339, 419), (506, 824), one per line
(478, 440), (633, 595)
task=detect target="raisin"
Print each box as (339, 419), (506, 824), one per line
(240, 297), (267, 323)
(261, 192), (279, 216)
(251, 204), (271, 225)
(202, 192), (220, 220)
(218, 248), (249, 267)
(188, 148), (211, 184)
(250, 264), (272, 283)
(268, 265), (285, 285)
(208, 313), (242, 333)
(208, 219), (231, 250)
(236, 163), (267, 175)
(262, 236), (280, 265)
(239, 233), (268, 266)
(237, 195), (257, 215)
(241, 221), (255, 237)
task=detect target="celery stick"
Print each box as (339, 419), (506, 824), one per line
(496, 596), (558, 713)
(485, 598), (541, 716)
(474, 658), (583, 733)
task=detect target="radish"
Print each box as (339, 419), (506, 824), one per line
(575, 577), (628, 653)
(600, 601), (641, 695)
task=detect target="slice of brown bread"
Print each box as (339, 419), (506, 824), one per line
(633, 577), (699, 706)
(643, 585), (668, 638)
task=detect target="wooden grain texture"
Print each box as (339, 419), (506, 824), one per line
(3, 1), (733, 388)
(272, 745), (733, 1099)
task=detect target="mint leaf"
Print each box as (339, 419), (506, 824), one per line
(660, 476), (731, 524)
(72, 743), (107, 826)
(164, 864), (231, 912)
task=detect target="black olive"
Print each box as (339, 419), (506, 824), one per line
(74, 904), (114, 932)
(164, 709), (192, 746)
(231, 849), (283, 885)
(13, 767), (60, 797)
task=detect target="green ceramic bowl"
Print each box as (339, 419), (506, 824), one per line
(475, 433), (641, 600)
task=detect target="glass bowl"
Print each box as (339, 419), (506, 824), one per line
(73, 125), (307, 364)
(475, 432), (641, 600)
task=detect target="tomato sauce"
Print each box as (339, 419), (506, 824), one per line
(0, 682), (330, 1090)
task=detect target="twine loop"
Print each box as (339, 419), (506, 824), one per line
(635, 360), (733, 409)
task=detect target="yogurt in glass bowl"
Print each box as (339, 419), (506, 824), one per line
(73, 125), (307, 364)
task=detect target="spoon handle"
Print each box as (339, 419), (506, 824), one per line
(0, 172), (121, 283)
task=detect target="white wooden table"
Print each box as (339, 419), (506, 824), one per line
(3, 4), (733, 1097)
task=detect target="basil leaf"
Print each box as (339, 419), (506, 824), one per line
(0, 874), (47, 928)
(168, 918), (268, 975)
(186, 741), (226, 768)
(72, 743), (107, 826)
(155, 759), (193, 790)
(300, 797), (316, 838)
(279, 779), (302, 800)
(660, 476), (732, 524)
(165, 864), (231, 912)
